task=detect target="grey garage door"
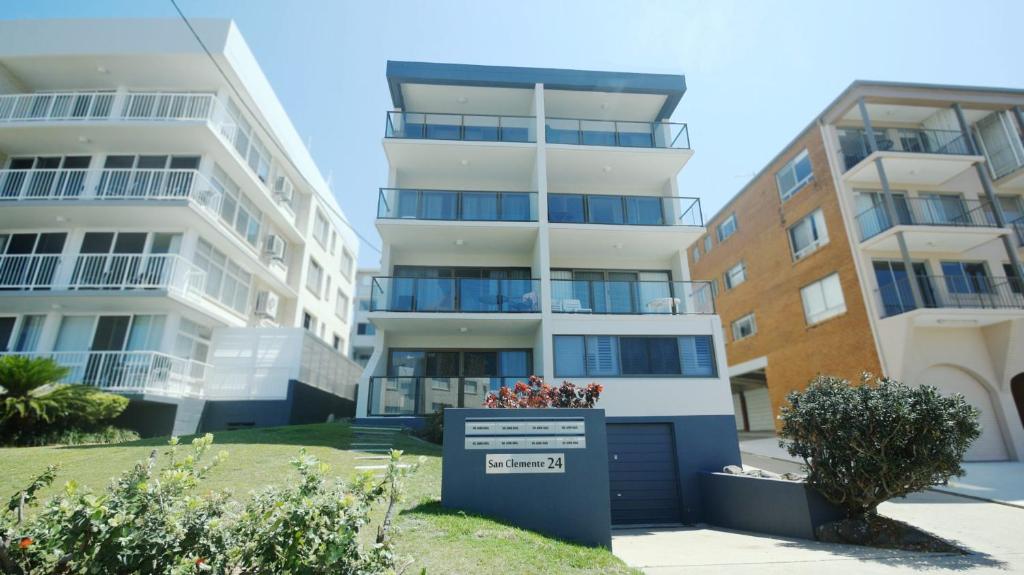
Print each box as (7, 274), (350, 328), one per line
(607, 423), (682, 525)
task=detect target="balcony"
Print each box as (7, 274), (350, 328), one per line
(0, 253), (205, 297)
(0, 91), (218, 124)
(875, 275), (1024, 320)
(545, 118), (689, 149)
(548, 193), (701, 226)
(385, 111), (535, 143)
(377, 188), (537, 222)
(370, 277), (541, 313)
(0, 351), (210, 397)
(551, 280), (714, 315)
(367, 376), (526, 416)
(0, 167), (220, 208)
(1013, 216), (1024, 247)
(837, 127), (980, 186)
(854, 197), (1007, 252)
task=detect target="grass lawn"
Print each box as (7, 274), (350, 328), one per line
(0, 422), (639, 575)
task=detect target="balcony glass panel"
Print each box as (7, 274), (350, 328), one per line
(550, 280), (715, 315)
(548, 194), (586, 223)
(587, 195), (625, 224)
(385, 112), (535, 143)
(855, 196), (997, 241)
(547, 194), (702, 226)
(371, 277), (540, 313)
(544, 118), (690, 148)
(838, 127), (972, 171)
(462, 192), (498, 220)
(377, 188), (538, 222)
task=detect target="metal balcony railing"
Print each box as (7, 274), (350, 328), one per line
(367, 375), (528, 416)
(1012, 216), (1024, 247)
(548, 193), (703, 226)
(545, 118), (690, 149)
(0, 167), (222, 210)
(855, 197), (998, 241)
(377, 188), (538, 222)
(385, 111), (535, 143)
(875, 275), (1024, 318)
(550, 280), (715, 315)
(838, 127), (972, 171)
(0, 351), (210, 397)
(370, 277), (541, 313)
(0, 253), (206, 298)
(0, 91), (218, 123)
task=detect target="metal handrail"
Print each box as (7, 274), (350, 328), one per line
(0, 167), (221, 209)
(370, 276), (541, 313)
(839, 127), (972, 171)
(367, 375), (531, 416)
(0, 350), (210, 397)
(854, 197), (998, 241)
(547, 193), (703, 226)
(875, 274), (1024, 318)
(550, 279), (715, 315)
(385, 111), (536, 142)
(0, 253), (206, 298)
(0, 91), (218, 123)
(377, 187), (539, 222)
(544, 117), (690, 149)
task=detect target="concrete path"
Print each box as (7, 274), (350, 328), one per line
(941, 462), (1024, 507)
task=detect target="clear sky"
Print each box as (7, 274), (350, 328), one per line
(3, 0), (1023, 266)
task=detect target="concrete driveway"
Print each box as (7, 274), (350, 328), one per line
(612, 491), (1024, 574)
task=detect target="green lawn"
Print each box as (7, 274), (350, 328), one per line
(0, 422), (638, 575)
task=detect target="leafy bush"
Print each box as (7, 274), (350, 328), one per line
(0, 435), (418, 574)
(484, 376), (603, 408)
(779, 373), (980, 517)
(0, 355), (131, 446)
(16, 425), (141, 447)
(419, 409), (445, 444)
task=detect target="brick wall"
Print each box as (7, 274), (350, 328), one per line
(689, 125), (882, 426)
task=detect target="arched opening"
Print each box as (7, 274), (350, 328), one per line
(1012, 373), (1024, 429)
(917, 365), (1008, 462)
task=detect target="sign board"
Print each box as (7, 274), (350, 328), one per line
(485, 453), (565, 474)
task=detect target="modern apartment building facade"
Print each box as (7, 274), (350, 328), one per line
(0, 19), (361, 435)
(349, 267), (378, 367)
(690, 81), (1024, 461)
(355, 61), (739, 524)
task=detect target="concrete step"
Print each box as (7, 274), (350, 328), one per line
(355, 455), (391, 460)
(355, 464), (412, 471)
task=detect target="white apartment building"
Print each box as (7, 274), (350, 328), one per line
(355, 62), (738, 525)
(0, 19), (361, 436)
(349, 268), (379, 368)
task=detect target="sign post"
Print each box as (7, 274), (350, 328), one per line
(441, 408), (611, 548)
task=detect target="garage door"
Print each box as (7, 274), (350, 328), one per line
(919, 365), (1008, 461)
(607, 423), (682, 525)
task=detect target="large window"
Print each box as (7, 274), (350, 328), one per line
(724, 261), (747, 289)
(716, 213), (737, 242)
(731, 313), (757, 341)
(173, 318), (211, 362)
(553, 335), (716, 378)
(306, 258), (324, 297)
(194, 239), (252, 314)
(801, 273), (846, 324)
(313, 209), (329, 248)
(703, 236), (713, 253)
(776, 149), (813, 202)
(341, 250), (355, 280)
(789, 208), (829, 260)
(357, 322), (376, 336)
(335, 289), (349, 320)
(225, 99), (271, 184)
(211, 167), (262, 247)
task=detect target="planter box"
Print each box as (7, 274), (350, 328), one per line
(698, 472), (845, 540)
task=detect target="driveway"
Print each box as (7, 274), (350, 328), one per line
(611, 438), (1024, 573)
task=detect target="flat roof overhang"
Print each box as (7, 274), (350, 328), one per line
(367, 313), (541, 337)
(0, 290), (246, 328)
(386, 61), (686, 121)
(880, 307), (1024, 328)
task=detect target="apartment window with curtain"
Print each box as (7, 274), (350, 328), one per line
(313, 209), (329, 248)
(801, 273), (847, 324)
(717, 213), (737, 242)
(553, 335), (716, 378)
(731, 313), (757, 341)
(724, 261), (747, 289)
(193, 239), (252, 314)
(306, 258), (324, 297)
(789, 208), (829, 260)
(776, 149), (813, 202)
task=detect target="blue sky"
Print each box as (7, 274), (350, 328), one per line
(4, 0), (1024, 266)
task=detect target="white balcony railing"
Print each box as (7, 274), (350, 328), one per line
(0, 253), (206, 298)
(0, 351), (210, 397)
(0, 92), (219, 123)
(0, 168), (222, 212)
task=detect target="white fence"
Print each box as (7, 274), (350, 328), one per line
(0, 253), (206, 298)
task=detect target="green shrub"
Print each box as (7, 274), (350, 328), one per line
(0, 356), (130, 446)
(419, 409), (445, 444)
(20, 425), (141, 447)
(779, 373), (980, 517)
(0, 435), (418, 574)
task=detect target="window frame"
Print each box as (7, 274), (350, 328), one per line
(724, 261), (747, 290)
(731, 313), (757, 341)
(553, 334), (717, 378)
(312, 209), (329, 248)
(335, 288), (349, 320)
(716, 213), (738, 242)
(800, 272), (847, 325)
(306, 258), (324, 297)
(776, 149), (814, 202)
(788, 208), (829, 261)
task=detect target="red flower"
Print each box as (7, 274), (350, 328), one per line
(195, 557), (206, 566)
(18, 537), (32, 549)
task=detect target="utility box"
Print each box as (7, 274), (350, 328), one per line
(441, 408), (612, 548)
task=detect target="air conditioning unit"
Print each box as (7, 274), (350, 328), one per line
(254, 290), (280, 319)
(264, 233), (286, 261)
(274, 176), (294, 204)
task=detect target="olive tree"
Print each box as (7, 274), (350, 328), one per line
(779, 374), (980, 517)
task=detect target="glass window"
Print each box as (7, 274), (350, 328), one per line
(302, 311), (314, 332)
(313, 209), (329, 247)
(692, 247), (701, 263)
(193, 239), (251, 314)
(703, 236), (712, 253)
(679, 336), (716, 377)
(335, 289), (349, 319)
(585, 335), (619, 376)
(357, 322), (376, 335)
(553, 335), (586, 377)
(724, 262), (747, 289)
(801, 273), (847, 324)
(789, 208), (829, 260)
(306, 258), (323, 296)
(732, 313), (757, 341)
(587, 195), (625, 224)
(211, 167), (262, 248)
(340, 250), (355, 280)
(717, 213), (737, 242)
(548, 194), (585, 223)
(941, 261), (991, 294)
(620, 337), (681, 375)
(462, 192), (498, 221)
(776, 149), (813, 201)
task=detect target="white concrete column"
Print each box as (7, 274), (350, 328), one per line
(34, 311), (64, 353)
(534, 83), (554, 380)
